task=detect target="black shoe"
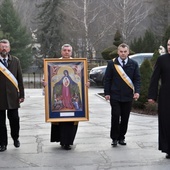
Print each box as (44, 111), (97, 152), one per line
(118, 139), (126, 145)
(166, 154), (170, 159)
(0, 145), (7, 152)
(63, 145), (71, 150)
(111, 140), (118, 147)
(14, 139), (20, 148)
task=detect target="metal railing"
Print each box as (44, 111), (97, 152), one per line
(23, 73), (43, 89)
(22, 59), (107, 88)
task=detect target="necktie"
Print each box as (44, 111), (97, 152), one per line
(122, 60), (125, 67)
(3, 58), (8, 67)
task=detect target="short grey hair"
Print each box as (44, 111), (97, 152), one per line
(0, 39), (10, 48)
(0, 39), (10, 44)
(118, 43), (129, 49)
(61, 44), (72, 51)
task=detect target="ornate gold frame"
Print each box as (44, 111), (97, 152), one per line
(44, 58), (89, 122)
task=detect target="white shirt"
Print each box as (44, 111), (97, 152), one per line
(118, 57), (128, 66)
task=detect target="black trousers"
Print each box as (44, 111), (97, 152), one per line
(0, 109), (20, 146)
(110, 100), (132, 140)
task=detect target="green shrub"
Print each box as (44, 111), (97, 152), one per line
(150, 50), (159, 68)
(132, 59), (153, 110)
(101, 45), (117, 60)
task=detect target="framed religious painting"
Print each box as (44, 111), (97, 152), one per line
(43, 58), (89, 122)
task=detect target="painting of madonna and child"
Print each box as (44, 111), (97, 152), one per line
(53, 69), (81, 111)
(43, 58), (89, 122)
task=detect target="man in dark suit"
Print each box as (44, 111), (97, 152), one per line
(148, 38), (170, 159)
(0, 39), (24, 152)
(104, 43), (140, 147)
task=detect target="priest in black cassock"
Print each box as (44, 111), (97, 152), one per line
(148, 38), (170, 159)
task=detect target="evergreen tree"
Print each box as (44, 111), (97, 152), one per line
(101, 30), (135, 60)
(133, 59), (153, 109)
(130, 30), (159, 53)
(113, 30), (123, 47)
(101, 45), (117, 60)
(0, 30), (3, 38)
(130, 37), (143, 53)
(36, 0), (64, 58)
(142, 30), (159, 52)
(0, 0), (32, 70)
(150, 50), (160, 68)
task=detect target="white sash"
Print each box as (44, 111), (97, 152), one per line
(0, 62), (19, 92)
(113, 59), (134, 93)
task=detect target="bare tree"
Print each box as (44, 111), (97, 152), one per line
(60, 0), (154, 58)
(102, 0), (152, 43)
(149, 0), (168, 42)
(60, 0), (116, 58)
(3, 0), (170, 60)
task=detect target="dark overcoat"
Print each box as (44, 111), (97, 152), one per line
(0, 54), (24, 110)
(148, 53), (170, 154)
(104, 57), (140, 101)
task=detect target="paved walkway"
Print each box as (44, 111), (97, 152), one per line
(0, 87), (170, 170)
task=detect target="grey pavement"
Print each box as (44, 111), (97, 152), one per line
(0, 87), (170, 170)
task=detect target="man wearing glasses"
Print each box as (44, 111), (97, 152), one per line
(0, 39), (24, 152)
